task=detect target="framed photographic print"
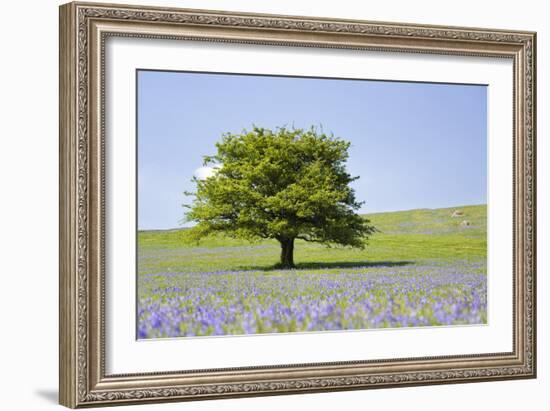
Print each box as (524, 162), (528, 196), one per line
(59, 2), (537, 408)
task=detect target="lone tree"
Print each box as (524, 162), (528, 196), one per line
(185, 126), (376, 268)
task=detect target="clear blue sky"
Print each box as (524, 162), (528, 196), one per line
(137, 70), (487, 230)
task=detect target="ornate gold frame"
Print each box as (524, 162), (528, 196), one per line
(59, 2), (536, 408)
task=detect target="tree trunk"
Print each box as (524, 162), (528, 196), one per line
(279, 238), (295, 268)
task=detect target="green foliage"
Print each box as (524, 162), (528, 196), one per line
(185, 126), (376, 266)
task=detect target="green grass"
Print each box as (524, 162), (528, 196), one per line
(138, 204), (486, 274)
(138, 204), (487, 337)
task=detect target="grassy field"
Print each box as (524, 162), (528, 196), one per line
(137, 204), (487, 338)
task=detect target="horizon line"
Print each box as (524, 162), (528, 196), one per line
(138, 202), (487, 233)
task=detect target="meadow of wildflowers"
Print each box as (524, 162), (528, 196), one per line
(137, 205), (487, 339)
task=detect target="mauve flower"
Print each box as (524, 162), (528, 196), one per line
(137, 261), (487, 339)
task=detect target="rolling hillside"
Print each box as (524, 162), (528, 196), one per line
(137, 204), (486, 274)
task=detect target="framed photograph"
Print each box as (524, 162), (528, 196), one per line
(59, 2), (536, 408)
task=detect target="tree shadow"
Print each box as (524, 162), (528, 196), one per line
(237, 260), (414, 271)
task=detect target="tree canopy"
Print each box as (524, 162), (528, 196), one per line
(185, 126), (376, 268)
